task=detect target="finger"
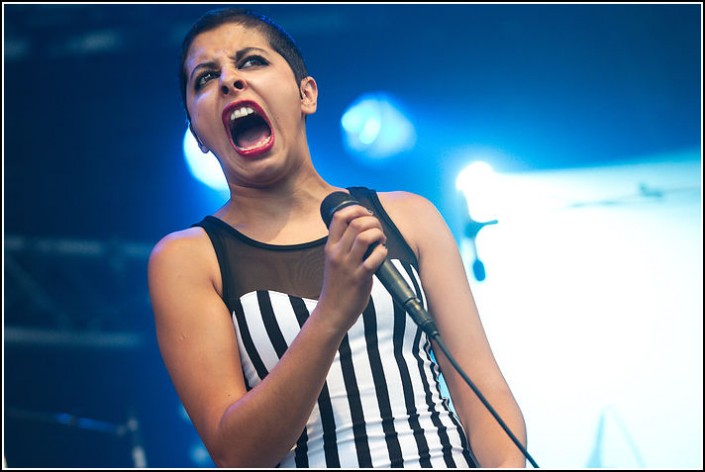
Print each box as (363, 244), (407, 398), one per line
(360, 240), (389, 273)
(337, 214), (386, 259)
(348, 225), (386, 265)
(326, 204), (376, 245)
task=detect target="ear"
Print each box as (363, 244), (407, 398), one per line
(300, 77), (318, 115)
(189, 123), (210, 154)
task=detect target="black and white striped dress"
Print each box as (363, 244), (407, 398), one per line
(194, 187), (476, 468)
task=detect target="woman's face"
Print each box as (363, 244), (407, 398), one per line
(184, 23), (316, 187)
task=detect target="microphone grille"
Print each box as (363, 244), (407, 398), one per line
(320, 191), (360, 227)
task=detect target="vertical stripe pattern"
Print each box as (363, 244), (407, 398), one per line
(230, 261), (475, 468)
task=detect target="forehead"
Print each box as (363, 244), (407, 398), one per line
(186, 23), (271, 65)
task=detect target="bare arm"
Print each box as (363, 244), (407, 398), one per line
(147, 205), (387, 467)
(380, 192), (527, 468)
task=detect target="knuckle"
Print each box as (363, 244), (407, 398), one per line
(324, 245), (340, 261)
(331, 212), (347, 225)
(349, 218), (366, 232)
(357, 231), (376, 246)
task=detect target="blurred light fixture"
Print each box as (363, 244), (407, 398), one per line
(455, 160), (500, 281)
(455, 160), (502, 223)
(341, 93), (415, 162)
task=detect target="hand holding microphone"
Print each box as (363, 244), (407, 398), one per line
(316, 192), (389, 332)
(320, 191), (439, 337)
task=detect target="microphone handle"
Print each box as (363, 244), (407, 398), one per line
(375, 261), (439, 337)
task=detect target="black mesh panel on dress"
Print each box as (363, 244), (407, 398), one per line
(193, 187), (419, 310)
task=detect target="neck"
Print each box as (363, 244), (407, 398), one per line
(214, 172), (344, 245)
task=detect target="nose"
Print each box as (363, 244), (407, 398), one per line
(220, 68), (246, 95)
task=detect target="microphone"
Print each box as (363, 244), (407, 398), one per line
(320, 191), (439, 337)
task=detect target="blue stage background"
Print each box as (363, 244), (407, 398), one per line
(4, 3), (702, 468)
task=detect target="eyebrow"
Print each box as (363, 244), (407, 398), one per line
(189, 47), (270, 82)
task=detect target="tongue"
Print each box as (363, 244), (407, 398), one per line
(235, 123), (270, 149)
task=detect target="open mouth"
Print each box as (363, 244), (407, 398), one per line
(222, 101), (274, 157)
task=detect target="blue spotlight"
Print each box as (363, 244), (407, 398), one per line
(341, 93), (415, 161)
(183, 128), (229, 193)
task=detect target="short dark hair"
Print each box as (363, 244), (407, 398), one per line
(179, 8), (308, 122)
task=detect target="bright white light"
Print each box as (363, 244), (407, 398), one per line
(464, 152), (702, 468)
(359, 117), (381, 145)
(183, 128), (229, 193)
(455, 160), (501, 222)
(341, 93), (415, 160)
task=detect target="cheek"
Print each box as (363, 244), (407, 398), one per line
(188, 113), (218, 149)
(272, 89), (305, 122)
(188, 97), (218, 132)
(187, 93), (206, 117)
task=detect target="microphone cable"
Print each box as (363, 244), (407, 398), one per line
(391, 296), (538, 467)
(427, 327), (539, 468)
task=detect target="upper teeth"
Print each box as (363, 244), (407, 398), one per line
(230, 106), (255, 121)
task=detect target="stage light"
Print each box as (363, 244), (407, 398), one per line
(183, 128), (229, 193)
(455, 160), (501, 223)
(455, 160), (504, 282)
(341, 93), (415, 162)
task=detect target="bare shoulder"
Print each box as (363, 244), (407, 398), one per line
(148, 226), (220, 293)
(376, 190), (449, 254)
(376, 189), (433, 211)
(150, 227), (211, 266)
(376, 190), (445, 227)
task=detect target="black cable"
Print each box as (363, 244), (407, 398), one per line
(430, 331), (539, 468)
